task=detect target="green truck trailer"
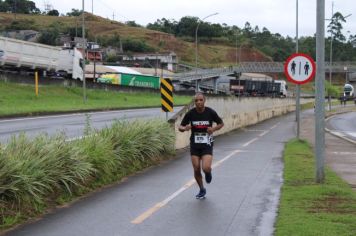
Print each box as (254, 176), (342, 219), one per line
(97, 73), (161, 89)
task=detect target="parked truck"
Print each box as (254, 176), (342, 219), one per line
(0, 36), (83, 80)
(230, 78), (287, 97)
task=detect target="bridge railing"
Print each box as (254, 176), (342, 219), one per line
(170, 62), (356, 82)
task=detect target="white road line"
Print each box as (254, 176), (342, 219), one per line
(242, 138), (258, 147)
(332, 152), (356, 155)
(270, 123), (279, 130)
(259, 130), (269, 137)
(0, 108), (158, 123)
(131, 149), (242, 224)
(345, 132), (356, 138)
(243, 129), (267, 132)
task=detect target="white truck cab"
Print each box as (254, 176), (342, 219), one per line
(275, 80), (288, 97)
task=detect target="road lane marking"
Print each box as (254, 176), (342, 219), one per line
(242, 138), (258, 147)
(131, 179), (196, 224)
(131, 149), (242, 224)
(243, 129), (267, 132)
(332, 151), (356, 155)
(270, 124), (278, 129)
(259, 130), (269, 137)
(345, 132), (356, 138)
(0, 107), (182, 123)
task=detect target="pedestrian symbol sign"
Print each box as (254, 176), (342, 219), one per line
(284, 53), (316, 85)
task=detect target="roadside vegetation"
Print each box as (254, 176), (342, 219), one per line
(0, 81), (192, 117)
(275, 139), (356, 235)
(0, 118), (176, 231)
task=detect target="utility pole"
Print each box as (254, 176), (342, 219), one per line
(328, 1), (334, 111)
(14, 0), (17, 20)
(315, 0), (326, 183)
(195, 12), (218, 92)
(92, 0), (93, 14)
(82, 0), (87, 102)
(235, 30), (238, 66)
(296, 0), (300, 139)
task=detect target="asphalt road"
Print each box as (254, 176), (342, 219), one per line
(4, 112), (296, 236)
(326, 111), (356, 141)
(0, 107), (182, 144)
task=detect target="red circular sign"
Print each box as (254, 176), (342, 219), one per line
(284, 53), (316, 85)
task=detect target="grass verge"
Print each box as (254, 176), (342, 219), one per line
(0, 81), (192, 116)
(275, 139), (356, 236)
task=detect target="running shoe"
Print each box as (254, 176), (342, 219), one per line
(195, 188), (206, 199)
(205, 172), (212, 184)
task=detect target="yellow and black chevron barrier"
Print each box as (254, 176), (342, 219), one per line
(160, 78), (173, 112)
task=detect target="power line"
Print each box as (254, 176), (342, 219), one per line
(95, 0), (130, 22)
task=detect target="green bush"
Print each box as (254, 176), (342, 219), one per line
(122, 38), (154, 53)
(0, 118), (175, 229)
(5, 19), (38, 31)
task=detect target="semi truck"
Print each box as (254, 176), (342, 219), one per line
(230, 78), (288, 97)
(0, 36), (83, 80)
(343, 83), (354, 99)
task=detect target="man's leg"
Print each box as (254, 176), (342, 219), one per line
(202, 154), (213, 183)
(191, 155), (203, 189)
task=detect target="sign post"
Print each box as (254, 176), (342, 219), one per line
(160, 78), (174, 120)
(284, 53), (316, 139)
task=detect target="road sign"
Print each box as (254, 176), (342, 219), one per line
(160, 78), (173, 112)
(284, 53), (316, 85)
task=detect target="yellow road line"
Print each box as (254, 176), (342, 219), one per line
(131, 150), (241, 224)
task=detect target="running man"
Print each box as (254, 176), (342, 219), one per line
(178, 93), (224, 199)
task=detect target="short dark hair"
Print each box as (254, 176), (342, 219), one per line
(194, 92), (205, 100)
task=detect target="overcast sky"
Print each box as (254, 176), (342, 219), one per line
(33, 0), (355, 38)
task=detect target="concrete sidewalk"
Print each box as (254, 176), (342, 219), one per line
(300, 107), (356, 190)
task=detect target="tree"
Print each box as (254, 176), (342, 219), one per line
(0, 1), (10, 12)
(66, 8), (82, 17)
(328, 12), (347, 42)
(147, 18), (178, 35)
(125, 21), (142, 28)
(176, 16), (199, 37)
(0, 0), (40, 14)
(47, 9), (59, 16)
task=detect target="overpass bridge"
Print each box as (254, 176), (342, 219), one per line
(170, 61), (356, 82)
(169, 61), (356, 93)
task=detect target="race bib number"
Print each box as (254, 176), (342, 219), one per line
(194, 133), (209, 144)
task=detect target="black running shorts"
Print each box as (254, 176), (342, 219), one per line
(190, 145), (213, 157)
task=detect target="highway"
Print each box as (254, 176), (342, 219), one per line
(3, 109), (356, 235)
(0, 107), (182, 144)
(326, 111), (356, 142)
(4, 112), (296, 236)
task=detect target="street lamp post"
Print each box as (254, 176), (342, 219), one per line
(195, 12), (218, 92)
(82, 0), (87, 102)
(327, 4), (352, 110)
(328, 1), (334, 111)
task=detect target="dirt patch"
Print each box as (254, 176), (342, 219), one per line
(309, 196), (356, 214)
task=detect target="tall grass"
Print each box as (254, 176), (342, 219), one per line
(0, 118), (175, 230)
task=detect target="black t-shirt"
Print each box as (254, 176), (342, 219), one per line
(180, 107), (223, 147)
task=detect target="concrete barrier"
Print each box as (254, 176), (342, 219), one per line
(169, 96), (313, 149)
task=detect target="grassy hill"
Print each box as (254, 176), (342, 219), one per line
(0, 12), (271, 67)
